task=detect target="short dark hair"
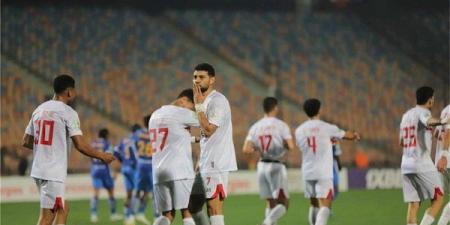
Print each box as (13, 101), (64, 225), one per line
(53, 74), (75, 94)
(263, 97), (278, 113)
(177, 88), (194, 103)
(416, 86), (434, 105)
(194, 63), (215, 77)
(143, 114), (152, 128)
(303, 98), (321, 118)
(130, 124), (141, 132)
(98, 128), (109, 139)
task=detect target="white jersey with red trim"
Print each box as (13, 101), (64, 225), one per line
(400, 106), (435, 174)
(149, 105), (199, 184)
(245, 117), (292, 160)
(199, 90), (237, 173)
(295, 119), (345, 180)
(25, 100), (82, 182)
(435, 105), (450, 168)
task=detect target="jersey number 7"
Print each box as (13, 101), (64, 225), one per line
(149, 128), (169, 152)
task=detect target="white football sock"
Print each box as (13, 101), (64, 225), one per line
(438, 202), (450, 225)
(193, 210), (210, 225)
(153, 216), (171, 225)
(315, 207), (330, 225)
(309, 206), (319, 225)
(183, 217), (196, 225)
(210, 215), (225, 225)
(419, 213), (434, 225)
(263, 204), (286, 225)
(407, 224), (417, 225)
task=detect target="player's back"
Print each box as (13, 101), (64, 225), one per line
(247, 117), (291, 161)
(149, 105), (199, 183)
(199, 90), (237, 173)
(133, 128), (153, 169)
(400, 106), (435, 174)
(295, 119), (344, 180)
(114, 136), (137, 169)
(27, 100), (82, 182)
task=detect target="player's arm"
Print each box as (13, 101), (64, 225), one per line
(342, 130), (360, 141)
(193, 84), (218, 137)
(283, 138), (295, 151)
(437, 127), (450, 172)
(71, 135), (115, 163)
(422, 114), (448, 127)
(243, 140), (256, 154)
(22, 133), (34, 150)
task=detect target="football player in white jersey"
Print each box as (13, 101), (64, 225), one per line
(435, 104), (450, 225)
(22, 74), (115, 225)
(243, 97), (295, 225)
(191, 63), (238, 225)
(295, 98), (360, 225)
(150, 89), (199, 225)
(400, 86), (449, 225)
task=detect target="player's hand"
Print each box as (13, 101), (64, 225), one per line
(101, 152), (116, 164)
(354, 132), (361, 141)
(193, 84), (205, 104)
(437, 156), (448, 173)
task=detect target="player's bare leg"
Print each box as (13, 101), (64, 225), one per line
(419, 195), (444, 225)
(106, 188), (122, 221)
(135, 191), (151, 225)
(181, 208), (196, 225)
(189, 194), (210, 225)
(308, 198), (319, 225)
(406, 202), (420, 224)
(206, 197), (224, 225)
(37, 208), (56, 225)
(90, 188), (100, 222)
(53, 201), (69, 225)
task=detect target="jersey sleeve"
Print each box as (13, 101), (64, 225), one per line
(207, 98), (227, 127)
(113, 145), (124, 162)
(245, 125), (255, 142)
(65, 110), (83, 137)
(281, 122), (293, 140)
(327, 124), (346, 139)
(25, 117), (34, 136)
(181, 109), (200, 127)
(419, 110), (431, 126)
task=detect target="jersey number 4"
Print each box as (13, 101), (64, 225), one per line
(149, 128), (169, 152)
(34, 120), (55, 146)
(258, 135), (272, 153)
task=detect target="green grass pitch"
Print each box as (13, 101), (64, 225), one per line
(1, 189), (443, 225)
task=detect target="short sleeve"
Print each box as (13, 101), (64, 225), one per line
(419, 110), (431, 126)
(182, 109), (200, 127)
(245, 125), (255, 141)
(25, 117), (34, 135)
(328, 124), (345, 139)
(207, 98), (227, 127)
(281, 122), (292, 140)
(66, 110), (83, 137)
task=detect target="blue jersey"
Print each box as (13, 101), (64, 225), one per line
(91, 138), (113, 172)
(133, 128), (153, 169)
(114, 136), (137, 169)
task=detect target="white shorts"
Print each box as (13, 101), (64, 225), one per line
(304, 179), (334, 199)
(257, 161), (289, 199)
(403, 171), (443, 202)
(197, 172), (229, 200)
(34, 178), (65, 210)
(154, 179), (194, 212)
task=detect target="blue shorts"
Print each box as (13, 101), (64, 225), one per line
(122, 166), (136, 191)
(135, 166), (153, 192)
(91, 168), (114, 190)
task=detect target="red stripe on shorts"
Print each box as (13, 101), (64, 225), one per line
(434, 187), (444, 200)
(52, 197), (64, 212)
(210, 184), (226, 200)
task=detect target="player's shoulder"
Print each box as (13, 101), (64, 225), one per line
(209, 90), (228, 102)
(442, 104), (450, 116)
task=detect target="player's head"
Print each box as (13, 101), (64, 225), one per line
(263, 97), (278, 115)
(416, 86), (434, 108)
(53, 74), (76, 103)
(303, 98), (321, 118)
(130, 124), (141, 133)
(143, 114), (151, 129)
(193, 63), (215, 93)
(98, 128), (109, 139)
(176, 88), (195, 110)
